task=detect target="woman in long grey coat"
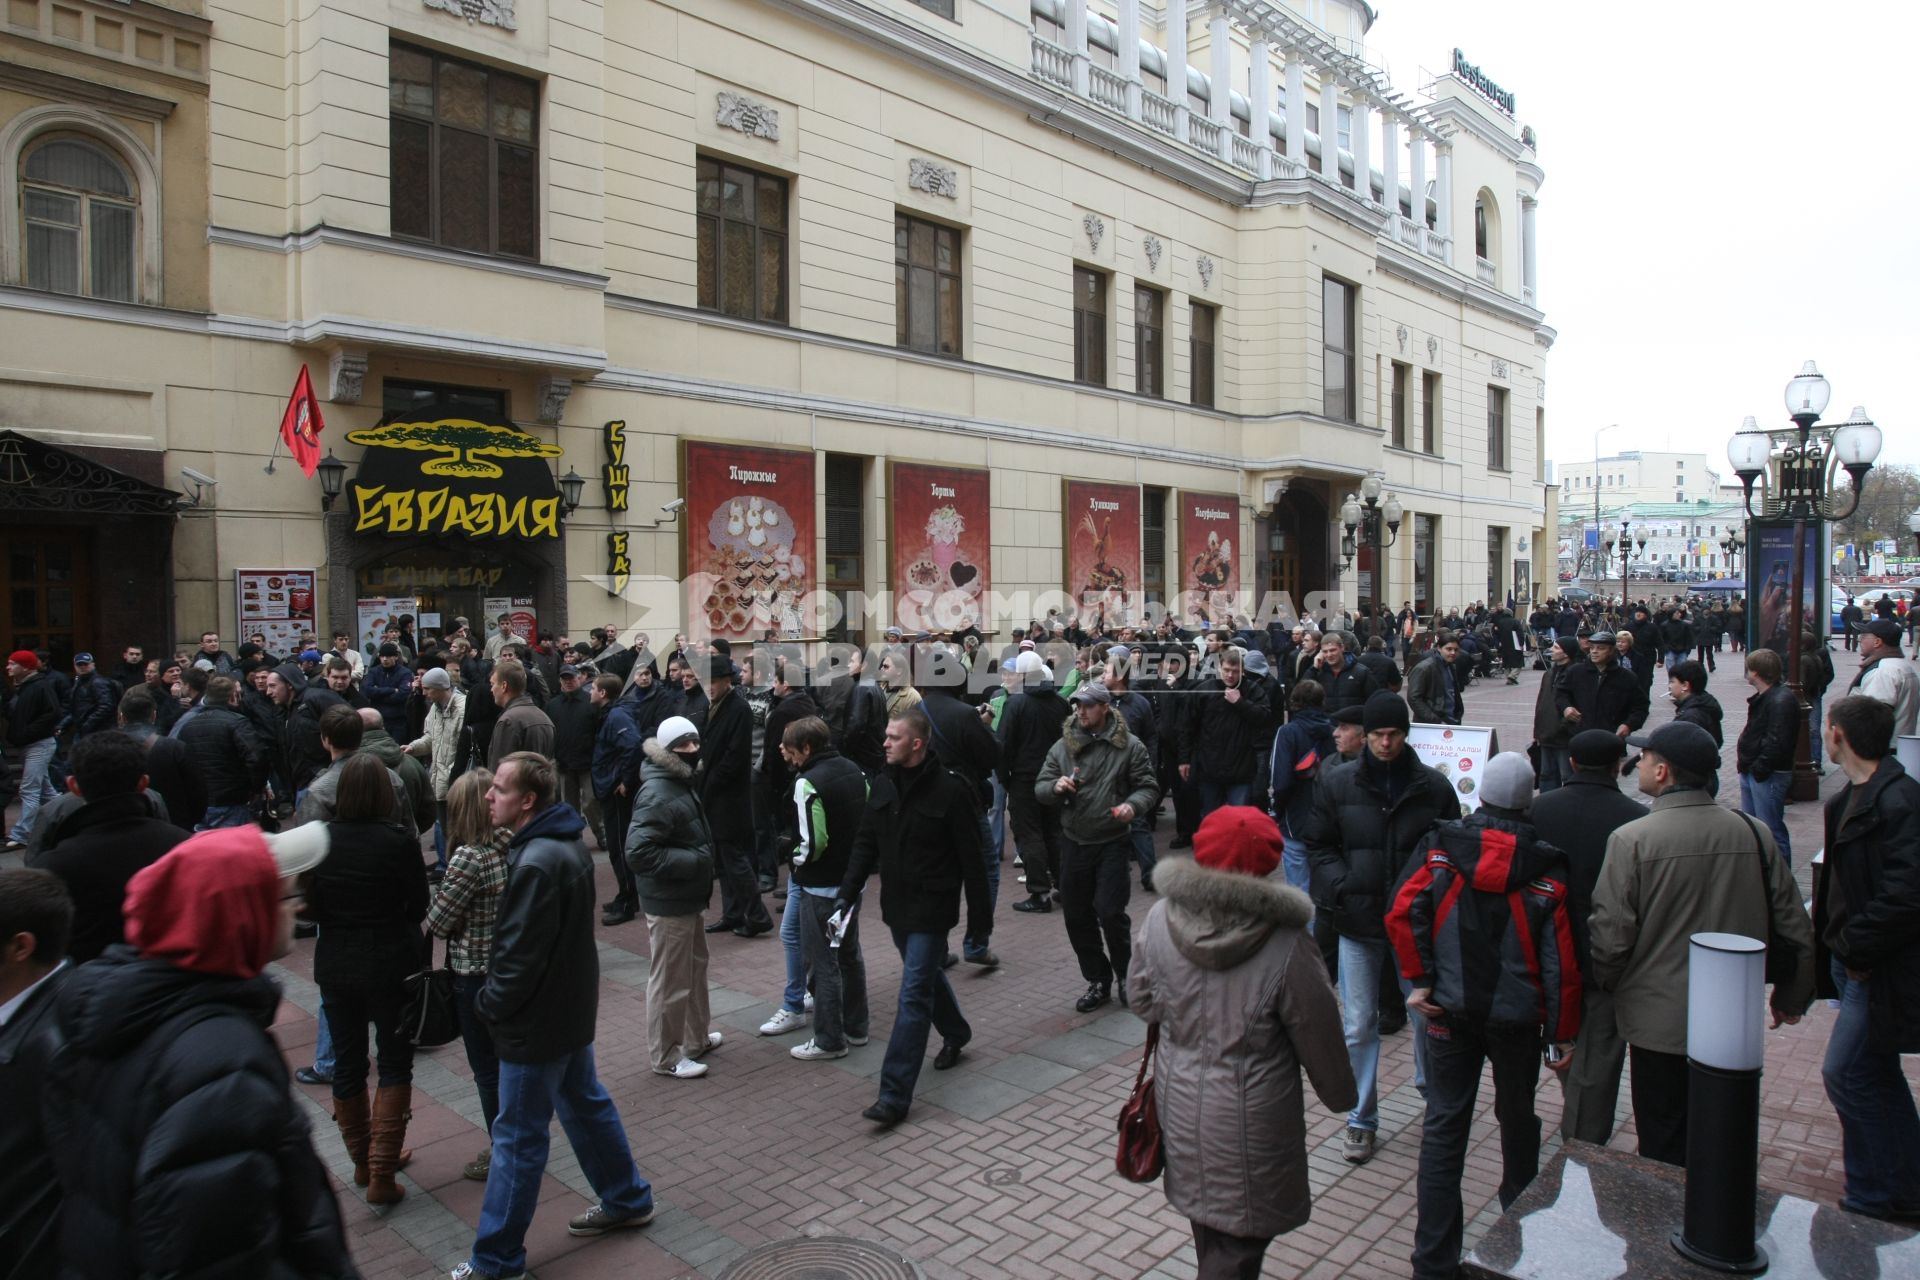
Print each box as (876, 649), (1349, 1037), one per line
(1129, 806), (1356, 1280)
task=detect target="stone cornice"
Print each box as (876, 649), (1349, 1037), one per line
(207, 225), (611, 291)
(0, 60), (180, 120)
(1423, 95), (1526, 163)
(1375, 240), (1543, 330)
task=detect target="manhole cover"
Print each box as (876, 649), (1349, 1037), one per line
(719, 1235), (924, 1280)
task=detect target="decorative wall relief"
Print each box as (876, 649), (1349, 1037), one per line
(423, 0), (517, 30)
(716, 91), (780, 142)
(1142, 234), (1163, 272)
(1083, 213), (1105, 253)
(1490, 357), (1510, 379)
(1396, 324), (1409, 353)
(907, 158), (959, 198)
(1195, 254), (1215, 289)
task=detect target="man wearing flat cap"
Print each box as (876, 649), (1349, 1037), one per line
(1530, 729), (1648, 1144)
(1850, 618), (1919, 736)
(1589, 721), (1815, 1166)
(1554, 631), (1649, 745)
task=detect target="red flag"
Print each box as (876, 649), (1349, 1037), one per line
(279, 365), (325, 478)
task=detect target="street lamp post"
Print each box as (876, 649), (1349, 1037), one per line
(1727, 362), (1882, 802)
(1592, 423), (1620, 582)
(1719, 528), (1746, 579)
(1602, 522), (1645, 606)
(1340, 476), (1404, 611)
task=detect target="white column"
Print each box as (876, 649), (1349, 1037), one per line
(1283, 52), (1305, 169)
(1436, 144), (1454, 264)
(1351, 98), (1370, 200)
(1166, 0), (1190, 142)
(1248, 34), (1273, 178)
(1382, 115), (1400, 219)
(1067, 0), (1089, 97)
(1117, 0), (1142, 120)
(1522, 195), (1539, 302)
(1409, 129), (1427, 251)
(1208, 9), (1233, 162)
(1318, 75), (1338, 179)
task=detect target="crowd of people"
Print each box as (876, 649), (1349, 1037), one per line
(2, 589), (1917, 1280)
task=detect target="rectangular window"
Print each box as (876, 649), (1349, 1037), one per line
(1143, 65), (1168, 96)
(895, 213), (961, 356)
(1073, 265), (1107, 385)
(1413, 513), (1435, 616)
(696, 157), (788, 324)
(1321, 276), (1355, 420)
(382, 378), (509, 419)
(1034, 11), (1063, 43)
(1134, 285), (1164, 398)
(1487, 527), (1506, 601)
(1487, 385), (1509, 469)
(1421, 371), (1439, 454)
(1190, 302), (1216, 409)
(389, 43), (539, 260)
(1390, 360), (1410, 449)
(824, 454), (865, 644)
(1142, 487), (1167, 605)
(907, 0), (955, 18)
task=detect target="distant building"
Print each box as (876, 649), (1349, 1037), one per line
(1558, 452), (1724, 508)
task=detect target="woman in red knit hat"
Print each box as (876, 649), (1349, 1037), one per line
(1129, 806), (1356, 1280)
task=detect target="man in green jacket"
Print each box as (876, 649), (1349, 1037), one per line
(1035, 684), (1160, 1013)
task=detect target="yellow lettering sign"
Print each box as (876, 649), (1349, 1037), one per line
(350, 486), (562, 540)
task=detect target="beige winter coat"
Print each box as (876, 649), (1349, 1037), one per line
(1128, 857), (1357, 1240)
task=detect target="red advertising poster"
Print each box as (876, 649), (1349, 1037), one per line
(683, 441), (817, 642)
(890, 461), (991, 632)
(1063, 479), (1142, 625)
(1180, 490), (1240, 621)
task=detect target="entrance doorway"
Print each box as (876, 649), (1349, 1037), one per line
(1258, 487), (1330, 620)
(354, 543), (541, 657)
(1, 529), (92, 668)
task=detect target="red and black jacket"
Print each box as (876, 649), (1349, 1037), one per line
(1386, 809), (1583, 1043)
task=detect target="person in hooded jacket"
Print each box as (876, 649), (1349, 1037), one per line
(267, 660), (344, 801)
(1388, 753), (1582, 1280)
(39, 822), (355, 1279)
(627, 716), (721, 1079)
(1129, 807), (1355, 1280)
(999, 651), (1069, 912)
(1269, 679), (1335, 899)
(305, 752), (429, 1206)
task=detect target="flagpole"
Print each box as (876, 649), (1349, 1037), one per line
(263, 428), (282, 475)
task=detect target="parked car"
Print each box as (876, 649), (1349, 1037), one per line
(1831, 586), (1915, 635)
(1557, 586), (1597, 605)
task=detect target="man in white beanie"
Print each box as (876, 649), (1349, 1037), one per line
(1386, 751), (1582, 1280)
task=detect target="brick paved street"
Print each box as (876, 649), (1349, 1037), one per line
(12, 640), (1919, 1278)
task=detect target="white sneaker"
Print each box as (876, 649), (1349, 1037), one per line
(847, 1033), (870, 1046)
(689, 1031), (722, 1058)
(759, 1007), (807, 1035)
(451, 1265), (524, 1280)
(658, 1057), (707, 1079)
(791, 1038), (848, 1061)
(803, 993), (815, 1013)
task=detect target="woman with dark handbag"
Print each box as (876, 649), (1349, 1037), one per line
(305, 751), (430, 1204)
(1127, 807), (1355, 1280)
(426, 767), (509, 1181)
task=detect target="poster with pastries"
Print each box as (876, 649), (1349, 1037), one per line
(683, 441), (816, 642)
(1179, 490), (1240, 620)
(889, 461), (990, 633)
(235, 568), (316, 657)
(1062, 479), (1142, 627)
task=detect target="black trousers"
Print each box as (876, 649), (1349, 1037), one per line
(1412, 1017), (1543, 1280)
(322, 978), (414, 1101)
(1630, 1044), (1691, 1166)
(1061, 836), (1131, 987)
(1007, 782), (1061, 894)
(1190, 1221), (1270, 1280)
(715, 837), (772, 929)
(601, 791), (636, 907)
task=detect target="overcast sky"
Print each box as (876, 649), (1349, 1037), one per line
(1363, 1), (1920, 473)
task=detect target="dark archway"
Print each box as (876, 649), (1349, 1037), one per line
(324, 520), (569, 652)
(1257, 485), (1331, 620)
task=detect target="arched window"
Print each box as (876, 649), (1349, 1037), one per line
(1474, 195), (1490, 260)
(21, 135), (135, 301)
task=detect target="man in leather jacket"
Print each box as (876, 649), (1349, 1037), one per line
(1736, 647), (1801, 864)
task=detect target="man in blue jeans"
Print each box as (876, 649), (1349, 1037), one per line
(1736, 647), (1799, 865)
(4, 651), (63, 850)
(835, 707), (991, 1127)
(1813, 695), (1920, 1223)
(454, 752), (653, 1280)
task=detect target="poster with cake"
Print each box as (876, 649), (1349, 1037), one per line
(1179, 490), (1241, 622)
(889, 462), (990, 633)
(1063, 479), (1142, 627)
(683, 441), (817, 642)
(235, 568), (316, 657)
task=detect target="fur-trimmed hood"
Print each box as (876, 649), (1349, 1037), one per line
(1152, 855), (1313, 971)
(641, 737), (694, 781)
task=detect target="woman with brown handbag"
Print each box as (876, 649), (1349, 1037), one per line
(1127, 807), (1355, 1279)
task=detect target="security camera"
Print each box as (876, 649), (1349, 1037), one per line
(662, 497), (686, 514)
(181, 466), (217, 486)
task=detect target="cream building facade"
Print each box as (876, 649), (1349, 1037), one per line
(0, 0), (1556, 660)
(1559, 451), (1725, 510)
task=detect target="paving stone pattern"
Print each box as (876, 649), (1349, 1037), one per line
(13, 643), (1917, 1278)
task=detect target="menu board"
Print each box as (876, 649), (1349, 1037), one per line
(355, 597), (416, 661)
(483, 596), (538, 646)
(1407, 723), (1499, 813)
(683, 441), (817, 642)
(235, 568), (316, 656)
(890, 461), (991, 632)
(1063, 479), (1142, 627)
(1179, 490), (1240, 620)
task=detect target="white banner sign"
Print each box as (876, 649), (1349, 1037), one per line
(1408, 723), (1500, 812)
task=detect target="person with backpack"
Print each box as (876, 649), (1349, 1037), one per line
(1269, 680), (1335, 898)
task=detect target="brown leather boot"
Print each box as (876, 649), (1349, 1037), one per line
(332, 1092), (371, 1188)
(365, 1084), (411, 1205)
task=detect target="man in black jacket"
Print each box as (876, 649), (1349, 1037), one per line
(1529, 730), (1648, 1144)
(700, 655), (772, 937)
(0, 868), (72, 1280)
(1305, 691), (1457, 1167)
(1554, 632), (1649, 744)
(266, 661), (343, 801)
(465, 752), (655, 1277)
(916, 648), (1001, 962)
(783, 717), (872, 1061)
(1668, 659), (1724, 747)
(1179, 646), (1275, 819)
(1307, 632), (1381, 715)
(1737, 646), (1800, 864)
(64, 652), (121, 740)
(178, 675), (270, 829)
(548, 665), (600, 845)
(6, 651), (66, 850)
(836, 706), (991, 1126)
(823, 645), (886, 773)
(1811, 695), (1920, 1222)
(1000, 651), (1069, 911)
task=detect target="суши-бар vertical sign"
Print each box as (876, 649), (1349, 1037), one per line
(1451, 48), (1514, 116)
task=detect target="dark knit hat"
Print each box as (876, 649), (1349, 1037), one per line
(1361, 690), (1410, 733)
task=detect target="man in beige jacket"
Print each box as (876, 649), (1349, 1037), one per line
(1590, 720), (1815, 1166)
